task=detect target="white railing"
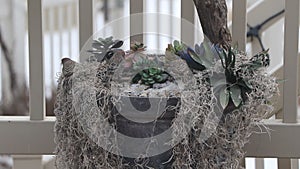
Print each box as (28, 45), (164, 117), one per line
(0, 0), (299, 168)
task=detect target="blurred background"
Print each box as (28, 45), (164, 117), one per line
(0, 0), (290, 168)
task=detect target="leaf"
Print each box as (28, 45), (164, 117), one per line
(187, 48), (213, 68)
(111, 40), (124, 48)
(202, 37), (215, 63)
(230, 85), (242, 107)
(92, 41), (105, 49)
(195, 43), (204, 56)
(187, 48), (203, 64)
(212, 78), (227, 90)
(220, 87), (230, 109)
(173, 40), (180, 47)
(142, 73), (150, 78)
(132, 74), (141, 84)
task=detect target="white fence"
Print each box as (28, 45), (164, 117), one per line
(0, 0), (299, 168)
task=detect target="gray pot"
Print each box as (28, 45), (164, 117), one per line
(110, 96), (180, 168)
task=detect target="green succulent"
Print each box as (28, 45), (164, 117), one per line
(130, 41), (146, 51)
(213, 47), (270, 109)
(132, 68), (170, 87)
(133, 57), (158, 70)
(166, 40), (187, 55)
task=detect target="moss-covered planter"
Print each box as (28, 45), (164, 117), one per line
(109, 96), (179, 168)
(54, 37), (278, 169)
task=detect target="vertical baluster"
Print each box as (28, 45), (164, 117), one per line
(255, 158), (265, 169)
(156, 0), (160, 49)
(79, 0), (93, 62)
(67, 3), (73, 59)
(181, 0), (194, 46)
(278, 158), (292, 169)
(232, 0), (247, 51)
(47, 7), (55, 89)
(130, 0), (144, 43)
(283, 0), (299, 123)
(28, 0), (45, 120)
(291, 159), (299, 169)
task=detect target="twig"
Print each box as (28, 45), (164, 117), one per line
(0, 27), (17, 91)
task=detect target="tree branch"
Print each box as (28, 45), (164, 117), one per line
(193, 0), (232, 48)
(0, 27), (17, 91)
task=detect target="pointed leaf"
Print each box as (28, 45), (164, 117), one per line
(187, 48), (203, 64)
(212, 78), (227, 89)
(202, 38), (215, 63)
(111, 40), (124, 48)
(220, 87), (230, 109)
(230, 85), (242, 107)
(195, 43), (204, 56)
(173, 40), (180, 47)
(187, 48), (213, 68)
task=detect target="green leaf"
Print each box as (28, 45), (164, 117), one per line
(187, 49), (203, 64)
(220, 87), (230, 109)
(132, 74), (141, 84)
(202, 38), (215, 63)
(173, 40), (180, 47)
(148, 80), (155, 85)
(230, 85), (242, 107)
(212, 78), (227, 90)
(149, 68), (158, 75)
(188, 49), (213, 68)
(142, 73), (150, 78)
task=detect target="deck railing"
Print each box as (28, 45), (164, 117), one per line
(0, 0), (299, 168)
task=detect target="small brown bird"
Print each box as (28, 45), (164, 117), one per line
(61, 58), (76, 77)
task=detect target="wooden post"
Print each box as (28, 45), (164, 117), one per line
(79, 0), (93, 62)
(130, 0), (143, 43)
(181, 0), (195, 46)
(232, 0), (246, 51)
(283, 0), (299, 123)
(28, 0), (45, 120)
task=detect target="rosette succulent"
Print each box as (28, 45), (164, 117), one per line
(132, 67), (170, 87)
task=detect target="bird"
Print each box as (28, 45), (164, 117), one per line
(249, 49), (270, 67)
(61, 58), (77, 77)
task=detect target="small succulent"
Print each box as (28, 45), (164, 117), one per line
(166, 40), (187, 55)
(123, 42), (147, 69)
(133, 57), (158, 70)
(132, 67), (170, 87)
(130, 41), (147, 52)
(167, 39), (218, 71)
(88, 36), (124, 62)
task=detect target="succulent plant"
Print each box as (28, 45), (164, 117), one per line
(166, 37), (271, 109)
(132, 67), (170, 87)
(166, 40), (187, 55)
(130, 41), (147, 52)
(213, 47), (270, 109)
(88, 36), (124, 62)
(167, 39), (218, 71)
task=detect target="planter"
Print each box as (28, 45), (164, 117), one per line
(54, 37), (278, 169)
(109, 96), (180, 168)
